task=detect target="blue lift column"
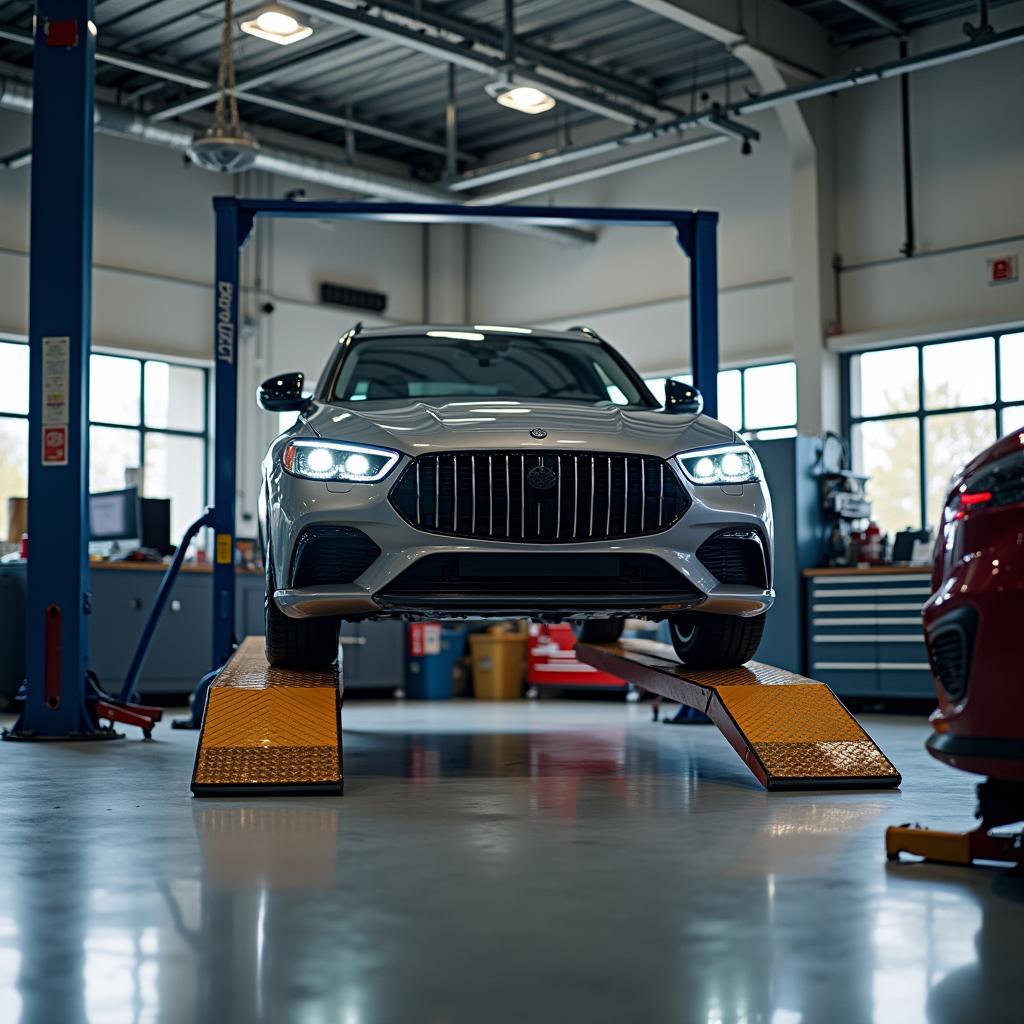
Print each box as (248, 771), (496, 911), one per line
(9, 0), (103, 738)
(210, 200), (256, 671)
(677, 210), (720, 419)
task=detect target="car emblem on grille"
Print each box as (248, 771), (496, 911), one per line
(527, 464), (558, 490)
(529, 428), (548, 439)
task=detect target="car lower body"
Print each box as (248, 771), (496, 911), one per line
(922, 505), (1024, 783)
(262, 450), (774, 670)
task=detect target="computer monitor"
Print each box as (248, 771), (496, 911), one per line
(89, 488), (141, 542)
(140, 497), (172, 554)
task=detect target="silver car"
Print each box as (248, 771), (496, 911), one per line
(257, 324), (773, 669)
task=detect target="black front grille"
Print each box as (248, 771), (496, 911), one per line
(389, 451), (690, 543)
(927, 608), (977, 701)
(291, 526), (381, 587)
(696, 529), (769, 588)
(377, 553), (702, 611)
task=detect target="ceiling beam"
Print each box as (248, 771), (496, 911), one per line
(0, 21), (464, 159)
(834, 0), (904, 37)
(286, 0), (665, 125)
(628, 0), (833, 80)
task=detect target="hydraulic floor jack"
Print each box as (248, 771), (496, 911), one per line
(886, 779), (1024, 869)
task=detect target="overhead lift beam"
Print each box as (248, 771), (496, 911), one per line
(577, 639), (901, 790)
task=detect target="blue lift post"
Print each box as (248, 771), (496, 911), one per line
(5, 0), (107, 740)
(206, 198), (720, 687)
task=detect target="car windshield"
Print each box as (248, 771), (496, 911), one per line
(331, 333), (654, 407)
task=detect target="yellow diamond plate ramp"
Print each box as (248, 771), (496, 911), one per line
(577, 639), (900, 791)
(191, 637), (343, 797)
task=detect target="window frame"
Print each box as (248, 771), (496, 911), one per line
(643, 358), (799, 438)
(843, 328), (1022, 530)
(0, 338), (211, 535)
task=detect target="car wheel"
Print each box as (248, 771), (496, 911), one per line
(668, 612), (766, 668)
(577, 618), (626, 644)
(264, 561), (340, 670)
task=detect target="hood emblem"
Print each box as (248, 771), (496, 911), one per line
(527, 464), (558, 491)
(529, 428), (548, 439)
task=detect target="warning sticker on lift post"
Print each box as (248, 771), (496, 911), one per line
(42, 337), (69, 466)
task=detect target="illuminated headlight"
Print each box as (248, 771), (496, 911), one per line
(281, 440), (400, 482)
(676, 445), (760, 485)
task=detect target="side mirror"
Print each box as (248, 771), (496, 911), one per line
(665, 379), (703, 416)
(257, 372), (307, 412)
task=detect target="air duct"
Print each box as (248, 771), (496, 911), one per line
(0, 77), (590, 246)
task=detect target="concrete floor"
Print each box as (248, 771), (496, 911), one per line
(0, 699), (1020, 1024)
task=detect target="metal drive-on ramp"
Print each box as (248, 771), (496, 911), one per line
(191, 637), (343, 797)
(577, 640), (901, 791)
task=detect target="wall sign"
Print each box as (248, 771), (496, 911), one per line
(41, 336), (69, 466)
(987, 255), (1018, 286)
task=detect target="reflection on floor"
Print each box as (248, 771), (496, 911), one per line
(0, 700), (1020, 1024)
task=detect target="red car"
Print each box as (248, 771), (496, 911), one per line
(923, 428), (1024, 782)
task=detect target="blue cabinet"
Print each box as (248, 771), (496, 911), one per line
(0, 561), (403, 698)
(807, 570), (935, 698)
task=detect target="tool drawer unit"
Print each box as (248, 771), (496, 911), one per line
(805, 568), (934, 698)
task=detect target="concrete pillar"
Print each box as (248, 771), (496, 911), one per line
(736, 49), (841, 436)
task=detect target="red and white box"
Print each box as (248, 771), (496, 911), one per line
(527, 624), (626, 689)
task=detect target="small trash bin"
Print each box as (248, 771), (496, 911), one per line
(406, 623), (465, 700)
(469, 630), (528, 700)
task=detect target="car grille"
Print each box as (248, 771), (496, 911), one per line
(376, 553), (702, 612)
(696, 529), (769, 588)
(291, 526), (380, 587)
(389, 451), (690, 543)
(927, 611), (976, 701)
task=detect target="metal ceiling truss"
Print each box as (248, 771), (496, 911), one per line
(283, 0), (674, 126)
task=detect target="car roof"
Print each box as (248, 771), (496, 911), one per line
(353, 323), (602, 343)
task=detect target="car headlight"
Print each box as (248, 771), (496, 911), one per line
(281, 440), (400, 482)
(676, 444), (760, 485)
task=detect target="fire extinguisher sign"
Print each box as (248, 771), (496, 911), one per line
(41, 336), (70, 466)
(43, 426), (68, 466)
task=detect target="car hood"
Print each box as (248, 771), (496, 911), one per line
(301, 398), (737, 459)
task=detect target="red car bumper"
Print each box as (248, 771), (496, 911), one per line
(923, 431), (1024, 781)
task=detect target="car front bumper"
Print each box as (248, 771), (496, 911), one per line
(267, 464), (774, 621)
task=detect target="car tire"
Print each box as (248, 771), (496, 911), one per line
(577, 618), (626, 644)
(668, 612), (766, 668)
(264, 562), (340, 670)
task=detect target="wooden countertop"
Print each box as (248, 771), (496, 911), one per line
(89, 560), (263, 575)
(802, 565), (931, 577)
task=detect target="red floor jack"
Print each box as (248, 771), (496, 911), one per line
(89, 511), (215, 739)
(886, 431), (1024, 869)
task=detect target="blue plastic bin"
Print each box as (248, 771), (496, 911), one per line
(406, 624), (466, 700)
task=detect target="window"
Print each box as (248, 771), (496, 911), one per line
(848, 330), (1021, 536)
(0, 340), (209, 545)
(643, 360), (797, 439)
(332, 334), (654, 408)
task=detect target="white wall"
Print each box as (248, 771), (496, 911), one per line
(463, 6), (1024, 411)
(466, 108), (794, 376)
(833, 7), (1024, 345)
(0, 110), (426, 365)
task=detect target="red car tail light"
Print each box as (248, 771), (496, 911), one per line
(947, 448), (1024, 521)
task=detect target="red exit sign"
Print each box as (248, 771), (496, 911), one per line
(987, 255), (1018, 285)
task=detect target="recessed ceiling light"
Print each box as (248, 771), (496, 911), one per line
(240, 7), (313, 45)
(485, 74), (556, 115)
